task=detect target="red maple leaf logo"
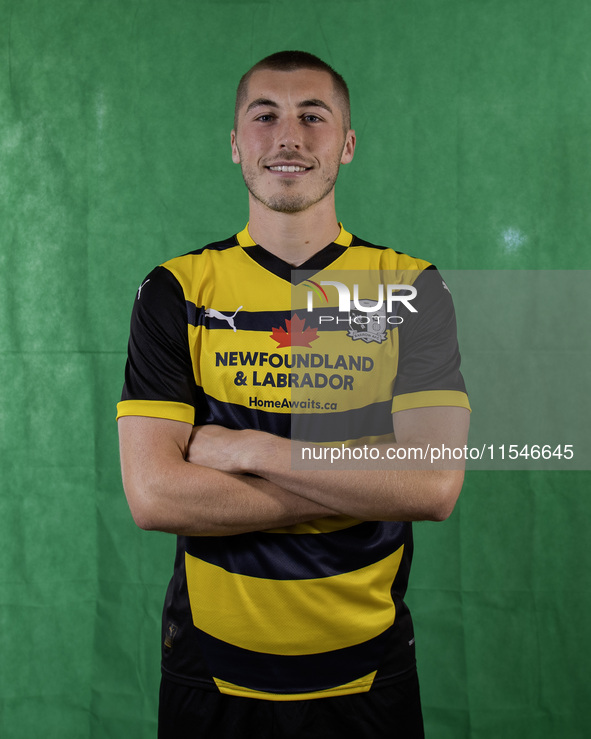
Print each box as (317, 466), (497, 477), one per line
(270, 313), (319, 348)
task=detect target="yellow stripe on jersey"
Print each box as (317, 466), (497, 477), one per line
(166, 250), (293, 314)
(264, 515), (362, 535)
(193, 330), (399, 413)
(392, 389), (471, 413)
(116, 399), (195, 424)
(213, 670), (377, 702)
(184, 545), (404, 656)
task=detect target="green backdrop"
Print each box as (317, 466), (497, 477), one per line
(1, 1), (589, 737)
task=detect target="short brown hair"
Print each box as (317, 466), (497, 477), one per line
(234, 50), (351, 131)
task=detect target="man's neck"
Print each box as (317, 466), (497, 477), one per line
(246, 196), (341, 267)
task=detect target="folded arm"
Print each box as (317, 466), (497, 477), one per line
(187, 406), (470, 522)
(119, 402), (469, 536)
(118, 416), (339, 536)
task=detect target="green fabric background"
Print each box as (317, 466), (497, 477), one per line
(1, 1), (589, 736)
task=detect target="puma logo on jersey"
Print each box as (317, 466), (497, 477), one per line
(204, 305), (243, 332)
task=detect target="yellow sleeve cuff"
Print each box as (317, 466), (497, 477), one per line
(392, 390), (471, 413)
(116, 399), (195, 424)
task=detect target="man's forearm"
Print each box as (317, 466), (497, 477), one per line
(240, 433), (463, 522)
(129, 463), (339, 536)
(187, 407), (470, 522)
(118, 416), (338, 536)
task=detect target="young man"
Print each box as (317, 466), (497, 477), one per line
(118, 51), (470, 738)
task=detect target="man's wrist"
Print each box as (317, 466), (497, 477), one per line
(240, 429), (283, 476)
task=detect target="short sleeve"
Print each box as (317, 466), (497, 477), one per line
(116, 266), (199, 424)
(392, 268), (470, 413)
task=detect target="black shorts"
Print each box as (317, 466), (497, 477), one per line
(158, 671), (424, 739)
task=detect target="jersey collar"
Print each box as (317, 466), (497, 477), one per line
(235, 223), (353, 283)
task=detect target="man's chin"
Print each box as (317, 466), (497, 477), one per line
(251, 191), (311, 214)
(266, 198), (309, 214)
(252, 187), (336, 215)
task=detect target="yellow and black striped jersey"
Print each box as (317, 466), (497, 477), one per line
(117, 224), (469, 700)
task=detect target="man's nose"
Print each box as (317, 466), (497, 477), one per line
(276, 118), (302, 149)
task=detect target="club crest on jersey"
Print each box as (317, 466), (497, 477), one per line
(164, 622), (178, 650)
(347, 300), (388, 344)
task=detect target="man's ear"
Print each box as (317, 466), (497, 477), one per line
(231, 130), (241, 164)
(340, 129), (356, 165)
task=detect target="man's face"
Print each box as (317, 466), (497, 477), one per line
(231, 68), (355, 214)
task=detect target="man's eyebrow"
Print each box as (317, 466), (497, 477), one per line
(298, 98), (333, 115)
(246, 98), (279, 113)
(245, 97), (334, 115)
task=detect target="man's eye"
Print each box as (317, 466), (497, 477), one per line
(303, 113), (322, 123)
(256, 114), (275, 122)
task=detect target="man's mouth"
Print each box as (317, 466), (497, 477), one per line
(267, 165), (310, 173)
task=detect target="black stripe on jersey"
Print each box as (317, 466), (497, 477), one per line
(186, 304), (405, 346)
(184, 521), (407, 579)
(202, 394), (393, 441)
(291, 401), (393, 442)
(186, 303), (401, 338)
(186, 303), (293, 332)
(194, 625), (395, 695)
